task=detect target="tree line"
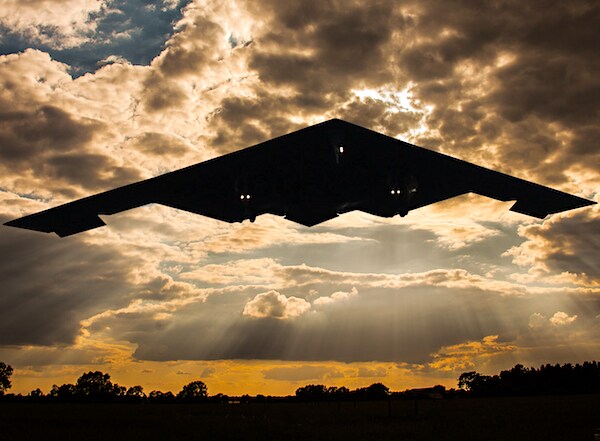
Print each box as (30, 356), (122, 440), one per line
(458, 361), (600, 397)
(0, 364), (213, 403)
(1, 360), (598, 403)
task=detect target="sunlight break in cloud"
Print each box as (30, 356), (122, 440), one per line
(0, 0), (103, 48)
(243, 290), (310, 320)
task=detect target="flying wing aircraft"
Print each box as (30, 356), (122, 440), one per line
(4, 119), (595, 237)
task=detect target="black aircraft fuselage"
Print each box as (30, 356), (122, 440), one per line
(5, 119), (595, 237)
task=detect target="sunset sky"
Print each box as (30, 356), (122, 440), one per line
(0, 0), (598, 397)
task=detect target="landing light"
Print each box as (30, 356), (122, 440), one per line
(339, 145), (344, 154)
(240, 194), (251, 200)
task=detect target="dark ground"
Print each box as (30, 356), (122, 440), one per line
(1, 394), (599, 440)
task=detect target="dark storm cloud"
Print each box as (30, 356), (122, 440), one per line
(0, 102), (142, 193)
(0, 224), (136, 346)
(0, 0), (194, 77)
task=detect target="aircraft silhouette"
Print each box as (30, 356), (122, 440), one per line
(4, 119), (595, 237)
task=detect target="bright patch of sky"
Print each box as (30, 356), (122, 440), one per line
(351, 84), (434, 141)
(0, 0), (193, 76)
(352, 85), (418, 113)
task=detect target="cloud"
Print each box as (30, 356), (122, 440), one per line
(0, 50), (144, 199)
(0, 225), (138, 346)
(0, 0), (193, 75)
(262, 365), (343, 381)
(356, 366), (387, 378)
(549, 311), (578, 326)
(200, 366), (216, 377)
(401, 0), (600, 190)
(528, 312), (547, 329)
(313, 287), (358, 306)
(0, 0), (102, 49)
(529, 311), (578, 328)
(428, 335), (516, 372)
(243, 290), (310, 320)
(505, 205), (600, 284)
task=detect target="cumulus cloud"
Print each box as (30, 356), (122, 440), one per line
(529, 311), (579, 328)
(313, 287), (358, 306)
(549, 311), (578, 326)
(243, 290), (310, 320)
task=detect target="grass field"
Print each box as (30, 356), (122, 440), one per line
(1, 394), (599, 440)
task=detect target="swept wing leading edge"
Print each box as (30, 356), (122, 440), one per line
(4, 119), (595, 236)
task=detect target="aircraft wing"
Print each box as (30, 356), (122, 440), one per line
(398, 139), (592, 219)
(4, 119), (595, 236)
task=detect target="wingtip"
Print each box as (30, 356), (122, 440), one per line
(3, 219), (17, 227)
(3, 217), (33, 229)
(3, 215), (53, 234)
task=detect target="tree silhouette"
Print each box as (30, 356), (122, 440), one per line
(458, 371), (480, 391)
(75, 371), (125, 402)
(148, 390), (175, 403)
(295, 384), (328, 401)
(328, 386), (350, 399)
(353, 383), (390, 400)
(177, 381), (208, 402)
(0, 362), (12, 394)
(28, 388), (44, 398)
(126, 385), (146, 402)
(50, 383), (76, 401)
(365, 383), (390, 400)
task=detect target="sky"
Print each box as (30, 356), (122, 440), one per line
(0, 0), (598, 397)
